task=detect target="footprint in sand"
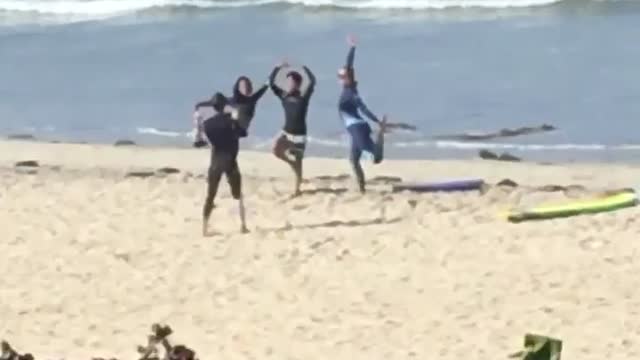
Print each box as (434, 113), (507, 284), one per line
(579, 237), (609, 250)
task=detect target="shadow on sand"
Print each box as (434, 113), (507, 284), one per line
(299, 187), (349, 196)
(259, 217), (402, 233)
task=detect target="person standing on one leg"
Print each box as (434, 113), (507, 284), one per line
(269, 60), (316, 196)
(337, 35), (387, 193)
(201, 93), (249, 235)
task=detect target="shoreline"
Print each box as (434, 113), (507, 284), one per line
(2, 139), (640, 189)
(5, 134), (640, 166)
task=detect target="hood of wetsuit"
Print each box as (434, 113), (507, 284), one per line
(210, 92), (227, 112)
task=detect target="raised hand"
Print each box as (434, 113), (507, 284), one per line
(347, 34), (357, 47)
(278, 58), (290, 67)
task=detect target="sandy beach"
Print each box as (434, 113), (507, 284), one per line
(2, 139), (640, 360)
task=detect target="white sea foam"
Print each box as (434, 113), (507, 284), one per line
(0, 0), (569, 19)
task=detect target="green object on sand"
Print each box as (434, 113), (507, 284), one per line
(508, 190), (638, 222)
(518, 334), (562, 360)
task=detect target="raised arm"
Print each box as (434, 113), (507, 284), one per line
(344, 34), (357, 79)
(302, 66), (316, 100)
(269, 66), (285, 98)
(250, 83), (269, 102)
(345, 46), (355, 71)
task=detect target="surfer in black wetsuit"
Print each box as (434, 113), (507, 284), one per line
(201, 92), (248, 236)
(229, 76), (269, 130)
(269, 60), (316, 196)
(192, 76), (268, 147)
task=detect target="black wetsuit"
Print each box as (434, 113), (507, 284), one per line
(202, 112), (247, 218)
(229, 79), (268, 129)
(269, 65), (316, 137)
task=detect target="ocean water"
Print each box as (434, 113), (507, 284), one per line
(1, 0), (640, 162)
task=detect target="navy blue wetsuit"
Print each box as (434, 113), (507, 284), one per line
(338, 46), (383, 166)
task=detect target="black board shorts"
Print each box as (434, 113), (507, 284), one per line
(208, 155), (242, 200)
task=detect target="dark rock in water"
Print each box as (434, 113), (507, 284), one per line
(497, 178), (519, 187)
(478, 149), (499, 160)
(114, 139), (136, 146)
(15, 160), (39, 168)
(7, 134), (36, 140)
(479, 150), (522, 162)
(156, 167), (180, 175)
(125, 171), (155, 178)
(498, 152), (522, 162)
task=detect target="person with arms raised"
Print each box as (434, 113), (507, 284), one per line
(228, 75), (269, 130)
(338, 34), (387, 193)
(269, 60), (316, 197)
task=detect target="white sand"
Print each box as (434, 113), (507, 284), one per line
(1, 140), (639, 360)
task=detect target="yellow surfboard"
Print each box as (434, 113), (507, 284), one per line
(508, 191), (638, 222)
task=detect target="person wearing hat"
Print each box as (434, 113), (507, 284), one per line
(338, 34), (387, 194)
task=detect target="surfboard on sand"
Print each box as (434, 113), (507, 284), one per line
(507, 190), (638, 222)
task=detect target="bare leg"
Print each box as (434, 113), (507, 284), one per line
(203, 167), (222, 236)
(238, 195), (249, 233)
(202, 195), (215, 236)
(350, 147), (366, 194)
(292, 152), (303, 196)
(273, 135), (295, 168)
(273, 135), (304, 197)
